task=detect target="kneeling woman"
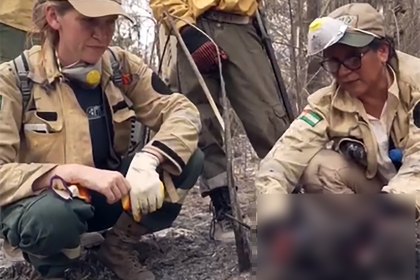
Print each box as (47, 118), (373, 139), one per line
(0, 0), (203, 279)
(256, 4), (420, 214)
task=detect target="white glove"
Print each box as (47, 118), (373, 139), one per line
(125, 152), (165, 221)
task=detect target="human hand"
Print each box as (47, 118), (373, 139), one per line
(125, 152), (165, 222)
(71, 165), (131, 204)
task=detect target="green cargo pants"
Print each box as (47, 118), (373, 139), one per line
(0, 149), (204, 278)
(174, 11), (291, 196)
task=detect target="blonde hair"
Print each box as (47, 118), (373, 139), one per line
(26, 0), (74, 48)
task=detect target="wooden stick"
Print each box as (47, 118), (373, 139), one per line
(163, 13), (224, 131)
(163, 11), (251, 272)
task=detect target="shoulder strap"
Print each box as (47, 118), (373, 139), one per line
(107, 47), (123, 89)
(107, 47), (148, 154)
(107, 48), (134, 107)
(13, 52), (33, 112)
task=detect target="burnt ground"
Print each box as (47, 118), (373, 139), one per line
(0, 132), (259, 280)
(4, 127), (418, 280)
(2, 168), (420, 279)
(0, 175), (257, 280)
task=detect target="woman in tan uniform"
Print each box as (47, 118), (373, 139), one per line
(256, 3), (420, 220)
(255, 4), (419, 279)
(0, 0), (203, 279)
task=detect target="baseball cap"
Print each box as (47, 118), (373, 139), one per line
(307, 3), (385, 56)
(67, 0), (134, 23)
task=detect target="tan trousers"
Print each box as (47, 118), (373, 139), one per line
(300, 149), (385, 194)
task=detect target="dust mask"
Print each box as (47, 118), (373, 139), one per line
(56, 51), (102, 88)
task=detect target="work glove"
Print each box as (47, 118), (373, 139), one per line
(180, 26), (228, 73)
(125, 152), (165, 222)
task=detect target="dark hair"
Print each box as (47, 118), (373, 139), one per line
(368, 36), (399, 70)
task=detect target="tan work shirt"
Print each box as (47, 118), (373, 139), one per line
(256, 50), (420, 210)
(367, 101), (397, 182)
(366, 68), (399, 182)
(0, 41), (201, 207)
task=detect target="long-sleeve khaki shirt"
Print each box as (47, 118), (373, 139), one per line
(256, 50), (420, 211)
(0, 42), (201, 207)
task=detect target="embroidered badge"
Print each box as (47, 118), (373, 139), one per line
(336, 15), (358, 27)
(299, 109), (323, 127)
(122, 73), (140, 86)
(122, 74), (133, 86)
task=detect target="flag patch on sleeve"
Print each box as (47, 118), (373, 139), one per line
(299, 109), (322, 127)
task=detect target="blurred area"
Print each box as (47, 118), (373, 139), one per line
(256, 195), (417, 280)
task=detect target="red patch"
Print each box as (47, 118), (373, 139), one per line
(122, 74), (133, 86)
(300, 109), (312, 115)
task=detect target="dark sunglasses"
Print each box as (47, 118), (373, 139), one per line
(320, 48), (371, 74)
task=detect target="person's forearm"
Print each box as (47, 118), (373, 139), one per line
(32, 164), (78, 192)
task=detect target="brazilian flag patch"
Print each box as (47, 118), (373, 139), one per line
(299, 109), (322, 127)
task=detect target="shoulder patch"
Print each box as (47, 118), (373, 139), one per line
(151, 72), (174, 95)
(299, 109), (323, 127)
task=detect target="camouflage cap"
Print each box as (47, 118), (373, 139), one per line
(67, 0), (134, 23)
(328, 3), (385, 48)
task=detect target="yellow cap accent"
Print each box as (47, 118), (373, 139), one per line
(309, 17), (327, 32)
(86, 70), (101, 86)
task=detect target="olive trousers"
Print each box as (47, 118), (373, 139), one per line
(172, 11), (291, 196)
(0, 149), (204, 278)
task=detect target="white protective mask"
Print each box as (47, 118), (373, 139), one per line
(57, 51), (103, 88)
(307, 17), (348, 56)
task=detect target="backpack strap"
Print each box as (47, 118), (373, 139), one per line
(107, 47), (123, 88)
(107, 47), (147, 154)
(11, 48), (147, 154)
(13, 52), (33, 112)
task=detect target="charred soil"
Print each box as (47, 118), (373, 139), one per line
(0, 179), (256, 280)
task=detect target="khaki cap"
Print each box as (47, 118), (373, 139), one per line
(328, 3), (385, 48)
(67, 0), (134, 23)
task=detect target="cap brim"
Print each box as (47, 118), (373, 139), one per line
(337, 30), (375, 48)
(68, 0), (134, 23)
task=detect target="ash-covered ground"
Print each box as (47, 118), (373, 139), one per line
(0, 177), (256, 280)
(1, 133), (259, 280)
(2, 165), (420, 279)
